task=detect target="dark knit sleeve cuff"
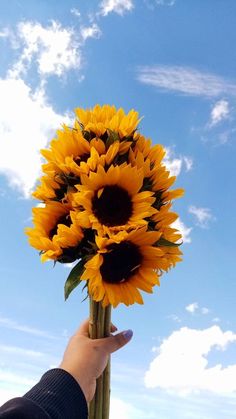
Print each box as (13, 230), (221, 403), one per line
(23, 368), (88, 419)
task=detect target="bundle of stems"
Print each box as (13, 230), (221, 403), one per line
(89, 299), (111, 419)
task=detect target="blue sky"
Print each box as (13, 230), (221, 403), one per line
(0, 0), (236, 417)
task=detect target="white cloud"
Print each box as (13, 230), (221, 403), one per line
(99, 0), (134, 16)
(201, 307), (210, 315)
(183, 156), (193, 171)
(153, 0), (176, 5)
(189, 205), (214, 228)
(185, 303), (210, 315)
(144, 0), (176, 8)
(0, 388), (20, 406)
(110, 397), (144, 419)
(0, 77), (71, 196)
(212, 317), (220, 323)
(71, 7), (81, 18)
(80, 23), (102, 41)
(171, 218), (192, 244)
(163, 148), (193, 176)
(159, 0), (175, 4)
(186, 302), (198, 313)
(163, 148), (182, 176)
(63, 261), (77, 269)
(137, 65), (236, 97)
(0, 28), (10, 38)
(168, 314), (181, 323)
(145, 325), (236, 395)
(8, 20), (82, 79)
(209, 100), (230, 127)
(0, 315), (56, 338)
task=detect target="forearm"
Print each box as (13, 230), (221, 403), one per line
(0, 369), (88, 419)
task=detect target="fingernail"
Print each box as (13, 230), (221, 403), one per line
(122, 329), (133, 340)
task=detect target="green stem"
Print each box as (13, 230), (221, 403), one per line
(88, 298), (111, 419)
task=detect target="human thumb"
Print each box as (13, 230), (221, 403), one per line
(103, 330), (133, 354)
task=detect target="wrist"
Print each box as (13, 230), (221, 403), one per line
(59, 364), (93, 402)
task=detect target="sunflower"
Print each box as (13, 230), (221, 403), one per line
(26, 104), (184, 309)
(132, 134), (165, 165)
(80, 227), (165, 307)
(40, 125), (91, 177)
(25, 201), (84, 263)
(73, 164), (157, 234)
(32, 175), (68, 202)
(75, 104), (140, 139)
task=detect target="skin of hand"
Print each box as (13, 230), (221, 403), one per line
(59, 319), (133, 402)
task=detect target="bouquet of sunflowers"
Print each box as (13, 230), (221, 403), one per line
(26, 104), (184, 419)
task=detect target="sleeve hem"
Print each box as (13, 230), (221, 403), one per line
(24, 368), (88, 419)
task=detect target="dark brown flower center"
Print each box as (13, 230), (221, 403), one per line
(54, 183), (68, 201)
(100, 241), (142, 284)
(92, 185), (132, 226)
(49, 214), (72, 238)
(74, 153), (90, 165)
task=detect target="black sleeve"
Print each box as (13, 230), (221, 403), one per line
(0, 368), (88, 419)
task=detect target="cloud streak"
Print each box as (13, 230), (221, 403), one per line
(137, 65), (236, 97)
(0, 315), (56, 339)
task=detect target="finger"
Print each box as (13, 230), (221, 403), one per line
(102, 330), (133, 354)
(76, 319), (90, 337)
(110, 323), (118, 333)
(77, 319), (117, 337)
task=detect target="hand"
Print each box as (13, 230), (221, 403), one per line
(59, 319), (133, 402)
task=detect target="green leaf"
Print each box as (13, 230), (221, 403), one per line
(64, 259), (85, 300)
(155, 237), (182, 247)
(106, 129), (120, 148)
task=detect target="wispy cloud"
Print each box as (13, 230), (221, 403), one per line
(145, 325), (236, 395)
(0, 370), (36, 389)
(70, 7), (81, 18)
(0, 315), (56, 339)
(167, 314), (181, 323)
(209, 100), (230, 127)
(0, 343), (44, 358)
(7, 21), (82, 79)
(185, 302), (210, 315)
(189, 205), (214, 228)
(183, 156), (193, 171)
(164, 147), (193, 176)
(156, 0), (176, 4)
(80, 23), (102, 41)
(212, 317), (220, 323)
(201, 307), (210, 315)
(186, 302), (199, 313)
(0, 28), (10, 38)
(171, 218), (192, 244)
(137, 65), (236, 97)
(145, 0), (176, 7)
(99, 0), (134, 16)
